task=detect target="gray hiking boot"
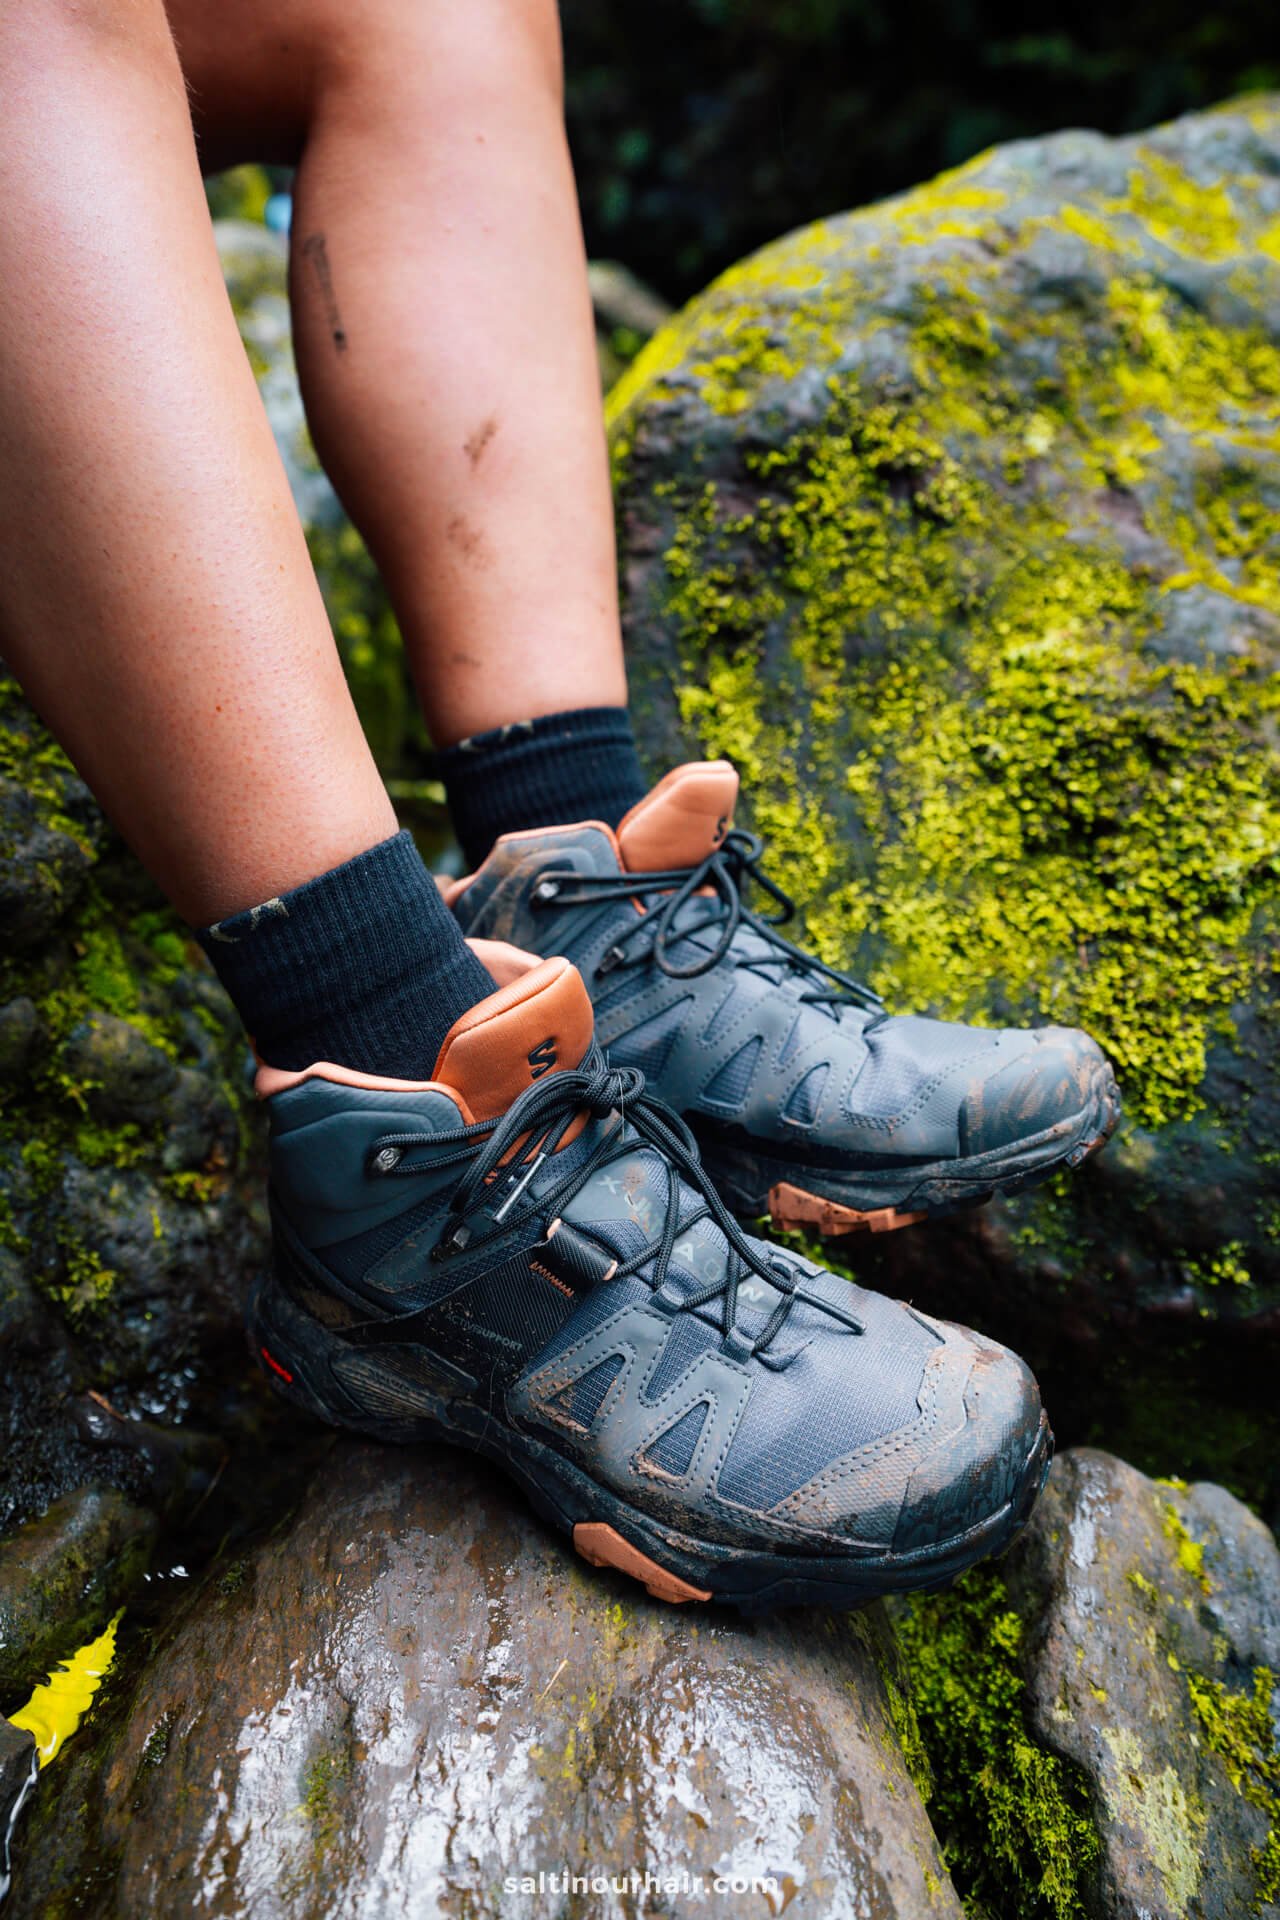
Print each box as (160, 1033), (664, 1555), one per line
(445, 762), (1121, 1236)
(248, 950), (1052, 1610)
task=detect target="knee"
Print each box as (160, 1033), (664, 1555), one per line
(315, 0), (564, 117)
(1, 0), (180, 95)
(11, 0), (174, 57)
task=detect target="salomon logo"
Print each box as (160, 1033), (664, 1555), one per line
(528, 1038), (557, 1078)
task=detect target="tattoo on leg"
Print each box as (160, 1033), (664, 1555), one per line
(300, 233), (348, 353)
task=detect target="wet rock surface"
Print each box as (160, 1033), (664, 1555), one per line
(12, 1442), (961, 1920)
(611, 98), (1280, 1502)
(0, 1490), (156, 1704)
(1004, 1449), (1280, 1919)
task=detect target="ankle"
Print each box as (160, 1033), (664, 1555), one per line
(436, 706), (648, 869)
(196, 830), (495, 1077)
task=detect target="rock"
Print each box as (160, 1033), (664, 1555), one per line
(609, 97), (1280, 1500)
(62, 1014), (178, 1120)
(1007, 1449), (1280, 1919)
(891, 1446), (1280, 1920)
(0, 675), (269, 1533)
(69, 1395), (225, 1527)
(0, 1487), (156, 1703)
(0, 1718), (37, 1902)
(589, 259), (674, 339)
(0, 1000), (37, 1086)
(0, 816), (92, 954)
(11, 1442), (961, 1919)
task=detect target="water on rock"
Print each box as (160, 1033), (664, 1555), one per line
(12, 1443), (960, 1920)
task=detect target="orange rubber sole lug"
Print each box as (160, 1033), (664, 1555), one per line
(768, 1180), (927, 1238)
(572, 1522), (711, 1605)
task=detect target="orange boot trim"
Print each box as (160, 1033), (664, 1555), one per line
(768, 1180), (926, 1237)
(572, 1523), (711, 1604)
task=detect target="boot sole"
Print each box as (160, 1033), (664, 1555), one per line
(699, 1062), (1122, 1239)
(245, 1267), (1053, 1614)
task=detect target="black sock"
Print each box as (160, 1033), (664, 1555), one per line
(195, 830), (495, 1075)
(436, 705), (649, 869)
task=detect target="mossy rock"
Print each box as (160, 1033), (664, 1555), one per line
(611, 97), (1280, 1503)
(0, 672), (267, 1546)
(890, 1447), (1280, 1920)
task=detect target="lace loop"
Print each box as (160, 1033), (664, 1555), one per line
(368, 1046), (864, 1357)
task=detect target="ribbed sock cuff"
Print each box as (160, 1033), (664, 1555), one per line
(196, 830), (494, 1076)
(436, 706), (649, 869)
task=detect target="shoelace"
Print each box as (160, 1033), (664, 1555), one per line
(368, 1045), (864, 1360)
(530, 828), (885, 1019)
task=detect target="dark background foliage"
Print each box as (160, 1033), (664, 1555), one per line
(561, 0), (1280, 298)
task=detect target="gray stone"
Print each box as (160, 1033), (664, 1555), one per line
(0, 1001), (37, 1085)
(12, 1443), (961, 1920)
(0, 1718), (37, 1904)
(63, 1015), (179, 1121)
(0, 1487), (156, 1702)
(1003, 1448), (1280, 1920)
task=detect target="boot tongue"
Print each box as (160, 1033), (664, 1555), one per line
(432, 956), (595, 1122)
(616, 761), (739, 873)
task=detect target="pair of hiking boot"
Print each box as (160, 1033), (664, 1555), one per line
(249, 762), (1119, 1611)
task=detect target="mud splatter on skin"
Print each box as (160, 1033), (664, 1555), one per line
(446, 514), (491, 567)
(300, 234), (348, 354)
(464, 417), (499, 467)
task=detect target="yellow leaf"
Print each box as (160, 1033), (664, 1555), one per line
(8, 1610), (122, 1767)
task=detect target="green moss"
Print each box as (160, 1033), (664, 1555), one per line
(204, 164), (272, 225)
(892, 1567), (1100, 1920)
(880, 1666), (934, 1806)
(47, 1246), (117, 1320)
(139, 1708), (177, 1772)
(635, 254), (1280, 1134)
(1186, 1667), (1280, 1907)
(299, 1746), (351, 1857)
(0, 685), (261, 1331)
(1180, 1241), (1253, 1291)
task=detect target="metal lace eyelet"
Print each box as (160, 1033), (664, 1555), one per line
(532, 878), (561, 905)
(373, 1146), (402, 1174)
(595, 944), (625, 978)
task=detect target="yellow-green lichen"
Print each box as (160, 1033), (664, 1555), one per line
(1098, 1726), (1204, 1912)
(1161, 1500), (1212, 1596)
(617, 161), (1280, 1133)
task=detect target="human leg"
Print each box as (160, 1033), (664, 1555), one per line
(167, 0), (1118, 1224)
(169, 0), (629, 752)
(0, 0), (492, 1071)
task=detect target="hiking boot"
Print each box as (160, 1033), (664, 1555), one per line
(247, 947), (1052, 1611)
(445, 762), (1121, 1237)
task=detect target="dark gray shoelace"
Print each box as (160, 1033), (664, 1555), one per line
(530, 828), (885, 1019)
(368, 1045), (864, 1361)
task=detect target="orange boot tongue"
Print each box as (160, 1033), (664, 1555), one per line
(616, 761), (739, 873)
(432, 956), (595, 1122)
